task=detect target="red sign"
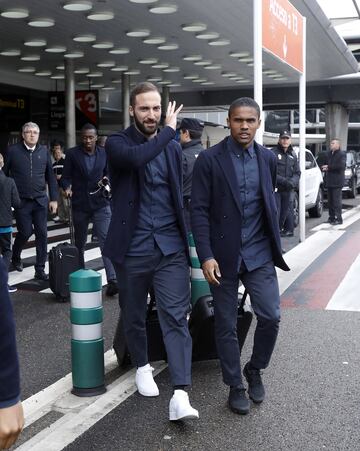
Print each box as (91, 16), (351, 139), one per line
(262, 0), (304, 73)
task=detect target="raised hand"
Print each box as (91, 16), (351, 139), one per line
(164, 101), (183, 130)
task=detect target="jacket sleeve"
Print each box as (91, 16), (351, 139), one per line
(106, 126), (175, 169)
(0, 258), (20, 408)
(11, 179), (21, 209)
(45, 150), (58, 201)
(60, 152), (73, 190)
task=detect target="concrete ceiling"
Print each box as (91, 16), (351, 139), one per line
(0, 0), (358, 94)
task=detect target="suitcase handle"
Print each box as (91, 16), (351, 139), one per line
(66, 197), (75, 246)
(239, 289), (248, 309)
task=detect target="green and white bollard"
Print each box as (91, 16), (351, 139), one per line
(70, 269), (106, 397)
(189, 233), (211, 306)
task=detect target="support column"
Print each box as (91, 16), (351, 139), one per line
(325, 103), (349, 150)
(121, 74), (130, 129)
(65, 58), (76, 150)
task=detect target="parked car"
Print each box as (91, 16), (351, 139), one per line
(316, 150), (360, 198)
(292, 148), (324, 227)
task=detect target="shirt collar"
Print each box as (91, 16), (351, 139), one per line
(228, 135), (255, 158)
(23, 141), (36, 151)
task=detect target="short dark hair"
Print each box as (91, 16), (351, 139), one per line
(130, 82), (160, 107)
(181, 129), (203, 140)
(81, 123), (97, 134)
(51, 140), (63, 149)
(228, 97), (261, 118)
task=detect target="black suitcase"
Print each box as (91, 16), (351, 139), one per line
(189, 290), (253, 361)
(113, 294), (167, 367)
(49, 198), (81, 301)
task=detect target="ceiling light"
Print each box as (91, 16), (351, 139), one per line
(51, 74), (65, 79)
(158, 42), (179, 50)
(139, 58), (158, 64)
(229, 76), (244, 80)
(182, 23), (207, 32)
(273, 77), (287, 81)
(229, 51), (249, 58)
(168, 83), (181, 87)
(126, 29), (150, 37)
(74, 67), (90, 74)
(21, 54), (40, 61)
(102, 86), (116, 90)
(201, 81), (215, 85)
(192, 78), (207, 83)
(28, 18), (55, 27)
(238, 57), (253, 63)
(221, 71), (237, 77)
(73, 34), (96, 42)
(128, 0), (158, 3)
(236, 79), (250, 83)
(87, 72), (103, 77)
(109, 47), (130, 54)
(143, 36), (166, 44)
(35, 70), (52, 76)
(18, 66), (36, 73)
(111, 79), (122, 83)
(209, 39), (230, 46)
(97, 61), (116, 67)
(0, 49), (21, 56)
(111, 65), (128, 71)
(1, 8), (29, 19)
(263, 69), (278, 75)
(63, 1), (93, 11)
(87, 11), (114, 20)
(124, 69), (141, 75)
(149, 4), (178, 14)
(77, 80), (90, 85)
(24, 39), (47, 47)
(90, 83), (105, 88)
(194, 60), (212, 66)
(56, 65), (65, 70)
(267, 73), (282, 78)
(152, 62), (169, 69)
(158, 80), (172, 85)
(45, 46), (67, 53)
(183, 74), (199, 80)
(64, 50), (84, 58)
(183, 55), (202, 62)
(92, 41), (114, 49)
(147, 76), (162, 81)
(196, 31), (219, 40)
(163, 66), (180, 72)
(204, 64), (222, 70)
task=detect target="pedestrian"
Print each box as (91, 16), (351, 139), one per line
(0, 154), (20, 293)
(4, 122), (58, 281)
(272, 131), (301, 237)
(321, 138), (346, 225)
(0, 257), (24, 449)
(191, 97), (289, 415)
(51, 141), (69, 224)
(60, 124), (118, 297)
(179, 118), (204, 232)
(104, 82), (198, 421)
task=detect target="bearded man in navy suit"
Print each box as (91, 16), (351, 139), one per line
(191, 97), (290, 415)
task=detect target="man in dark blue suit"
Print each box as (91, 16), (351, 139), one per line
(61, 124), (118, 297)
(104, 82), (198, 421)
(191, 97), (289, 415)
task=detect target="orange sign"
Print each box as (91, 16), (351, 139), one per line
(262, 0), (303, 73)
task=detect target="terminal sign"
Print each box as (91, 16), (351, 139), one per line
(262, 0), (303, 73)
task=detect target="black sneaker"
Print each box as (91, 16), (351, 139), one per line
(327, 217), (334, 224)
(280, 230), (294, 237)
(333, 219), (343, 225)
(243, 362), (265, 404)
(34, 270), (49, 281)
(106, 279), (119, 297)
(8, 285), (17, 293)
(228, 386), (250, 415)
(11, 259), (23, 272)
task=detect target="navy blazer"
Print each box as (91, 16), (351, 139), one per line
(103, 125), (189, 265)
(191, 137), (289, 277)
(61, 145), (110, 212)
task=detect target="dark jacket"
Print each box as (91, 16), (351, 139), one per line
(272, 144), (301, 192)
(104, 125), (188, 265)
(3, 141), (57, 206)
(326, 149), (346, 188)
(191, 137), (289, 277)
(182, 139), (204, 197)
(0, 170), (20, 227)
(60, 145), (110, 212)
(0, 257), (20, 408)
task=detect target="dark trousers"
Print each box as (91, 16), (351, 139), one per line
(183, 197), (191, 233)
(210, 261), (280, 387)
(327, 187), (342, 221)
(0, 232), (12, 269)
(13, 199), (47, 271)
(72, 205), (116, 282)
(283, 191), (295, 232)
(113, 246), (192, 386)
(275, 191), (292, 231)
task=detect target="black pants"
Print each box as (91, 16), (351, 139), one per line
(275, 191), (292, 231)
(0, 232), (12, 269)
(327, 187), (342, 221)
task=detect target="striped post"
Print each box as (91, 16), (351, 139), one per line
(189, 233), (211, 306)
(70, 269), (106, 397)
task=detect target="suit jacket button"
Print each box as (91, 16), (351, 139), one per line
(122, 220), (126, 225)
(220, 234), (224, 238)
(129, 201), (133, 206)
(223, 215), (227, 219)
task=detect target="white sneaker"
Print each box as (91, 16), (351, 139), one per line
(135, 364), (159, 397)
(169, 390), (199, 421)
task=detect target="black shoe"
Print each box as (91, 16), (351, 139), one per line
(228, 386), (250, 415)
(34, 270), (49, 281)
(280, 230), (294, 237)
(327, 217), (335, 224)
(8, 285), (17, 293)
(243, 362), (265, 404)
(333, 219), (343, 225)
(11, 259), (23, 272)
(106, 279), (118, 297)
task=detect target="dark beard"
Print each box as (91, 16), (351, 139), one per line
(133, 113), (159, 137)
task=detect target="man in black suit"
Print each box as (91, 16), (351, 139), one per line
(320, 138), (346, 225)
(191, 97), (289, 415)
(61, 124), (118, 297)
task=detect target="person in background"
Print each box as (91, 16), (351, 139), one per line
(0, 257), (24, 449)
(191, 97), (289, 415)
(0, 154), (20, 293)
(51, 141), (69, 224)
(272, 131), (300, 237)
(61, 124), (118, 297)
(4, 122), (58, 281)
(179, 118), (204, 232)
(321, 138), (346, 225)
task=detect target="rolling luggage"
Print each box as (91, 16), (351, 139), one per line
(189, 290), (252, 361)
(49, 198), (81, 301)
